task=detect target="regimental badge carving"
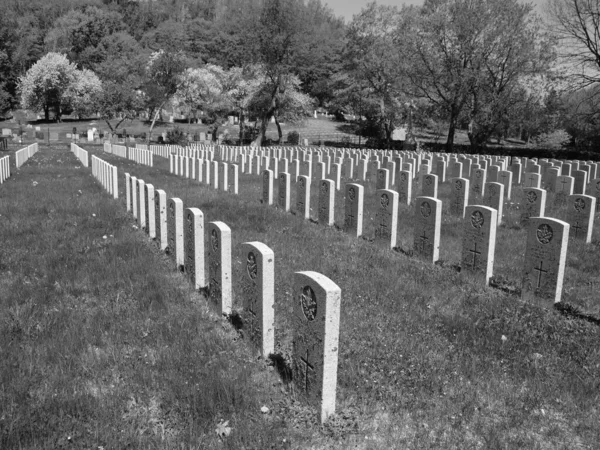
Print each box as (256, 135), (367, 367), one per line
(527, 191), (538, 203)
(476, 171), (482, 179)
(320, 181), (328, 194)
(169, 202), (174, 218)
(348, 187), (356, 200)
(490, 185), (497, 196)
(211, 229), (219, 251)
(263, 172), (269, 182)
(454, 180), (463, 190)
(300, 285), (317, 321)
(574, 198), (585, 212)
(247, 252), (257, 280)
(401, 172), (407, 182)
(420, 201), (432, 217)
(280, 174), (285, 183)
(425, 176), (432, 186)
(187, 214), (193, 234)
(537, 224), (553, 244)
(299, 178), (305, 188)
(378, 170), (384, 179)
(596, 180), (600, 191)
(381, 193), (390, 209)
(471, 211), (484, 229)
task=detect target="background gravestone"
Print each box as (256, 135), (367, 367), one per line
(522, 217), (569, 305)
(297, 175), (311, 219)
(398, 170), (412, 205)
(449, 177), (469, 218)
(208, 221), (232, 316)
(344, 183), (364, 237)
(462, 206), (497, 285)
(566, 194), (596, 243)
(471, 168), (486, 197)
(484, 182), (504, 226)
(421, 173), (438, 198)
(262, 169), (274, 205)
(590, 178), (600, 213)
(145, 184), (156, 238)
(167, 198), (184, 270)
(155, 189), (167, 250)
(278, 172), (291, 212)
(374, 189), (398, 249)
(239, 242), (275, 357)
(520, 188), (546, 226)
(185, 208), (205, 289)
(292, 271), (341, 424)
(413, 196), (442, 263)
(318, 179), (335, 226)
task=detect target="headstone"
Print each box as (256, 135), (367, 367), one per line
(278, 172), (291, 212)
(167, 198), (184, 270)
(572, 169), (587, 194)
(488, 165), (499, 183)
(546, 167), (559, 193)
(376, 168), (389, 190)
(138, 179), (146, 230)
(589, 178), (600, 213)
(510, 163), (522, 185)
(421, 173), (438, 198)
(471, 168), (486, 197)
(125, 173), (131, 212)
(262, 169), (274, 205)
(555, 175), (574, 206)
(146, 184), (156, 238)
(131, 176), (138, 219)
(292, 271), (341, 423)
(524, 172), (541, 189)
(484, 182), (504, 226)
(398, 170), (412, 205)
(497, 170), (512, 200)
(566, 195), (596, 243)
(449, 177), (469, 218)
(461, 205), (497, 285)
(520, 188), (546, 226)
(318, 179), (335, 226)
(155, 189), (167, 250)
(413, 196), (442, 263)
(374, 189), (398, 249)
(239, 242), (275, 357)
(207, 221), (232, 316)
(344, 183), (364, 237)
(522, 217), (569, 305)
(297, 175), (311, 219)
(185, 208), (206, 289)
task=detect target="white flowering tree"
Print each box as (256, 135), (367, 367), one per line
(65, 68), (102, 118)
(18, 53), (79, 121)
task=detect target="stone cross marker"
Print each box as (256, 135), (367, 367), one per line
(297, 175), (311, 219)
(344, 183), (364, 237)
(374, 189), (398, 249)
(450, 177), (469, 218)
(278, 172), (291, 212)
(208, 221), (232, 316)
(520, 188), (546, 226)
(154, 189), (167, 250)
(167, 198), (184, 270)
(484, 182), (504, 226)
(185, 208), (206, 289)
(318, 179), (335, 226)
(461, 206), (497, 285)
(239, 242), (275, 357)
(398, 170), (412, 205)
(522, 217), (569, 305)
(413, 196), (442, 263)
(421, 173), (438, 198)
(292, 271), (341, 424)
(262, 169), (274, 205)
(145, 184), (156, 238)
(566, 194), (596, 243)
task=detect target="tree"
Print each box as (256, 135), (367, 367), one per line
(344, 2), (412, 148)
(142, 50), (187, 141)
(18, 52), (80, 121)
(406, 0), (553, 151)
(65, 68), (102, 117)
(548, 0), (600, 88)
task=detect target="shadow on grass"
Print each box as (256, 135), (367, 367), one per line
(268, 353), (293, 384)
(555, 302), (600, 326)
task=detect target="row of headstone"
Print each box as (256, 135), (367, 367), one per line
(124, 172), (341, 423)
(91, 155), (118, 199)
(70, 143), (89, 168)
(15, 144), (38, 169)
(169, 154), (239, 195)
(0, 155), (10, 183)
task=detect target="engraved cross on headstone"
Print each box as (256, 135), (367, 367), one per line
(299, 348), (315, 392)
(572, 222), (582, 238)
(560, 178), (569, 192)
(528, 174), (536, 187)
(533, 261), (548, 289)
(468, 242), (481, 268)
(419, 230), (429, 253)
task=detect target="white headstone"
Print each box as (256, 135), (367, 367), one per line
(413, 196), (442, 263)
(375, 189), (398, 249)
(208, 221), (232, 316)
(462, 205), (497, 285)
(155, 189), (167, 250)
(344, 183), (364, 237)
(318, 179), (335, 226)
(296, 175), (311, 219)
(185, 208), (206, 289)
(167, 198), (184, 270)
(566, 194), (596, 243)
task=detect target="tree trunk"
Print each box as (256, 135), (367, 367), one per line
(275, 115), (283, 144)
(148, 101), (167, 143)
(238, 109), (245, 145)
(252, 82), (279, 147)
(44, 105), (49, 122)
(446, 108), (458, 153)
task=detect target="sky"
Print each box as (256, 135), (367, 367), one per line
(325, 0), (548, 22)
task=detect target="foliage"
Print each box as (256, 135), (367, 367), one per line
(530, 129), (572, 149)
(165, 126), (188, 145)
(287, 130), (299, 144)
(18, 52), (80, 121)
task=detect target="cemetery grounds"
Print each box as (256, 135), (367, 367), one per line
(1, 143), (599, 449)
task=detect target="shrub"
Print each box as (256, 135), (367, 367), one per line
(287, 130), (300, 145)
(165, 126), (187, 145)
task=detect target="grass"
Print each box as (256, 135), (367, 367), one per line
(2, 143), (600, 448)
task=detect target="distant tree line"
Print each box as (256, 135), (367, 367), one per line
(2, 0), (600, 150)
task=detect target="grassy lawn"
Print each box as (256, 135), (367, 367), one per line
(2, 143), (599, 448)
